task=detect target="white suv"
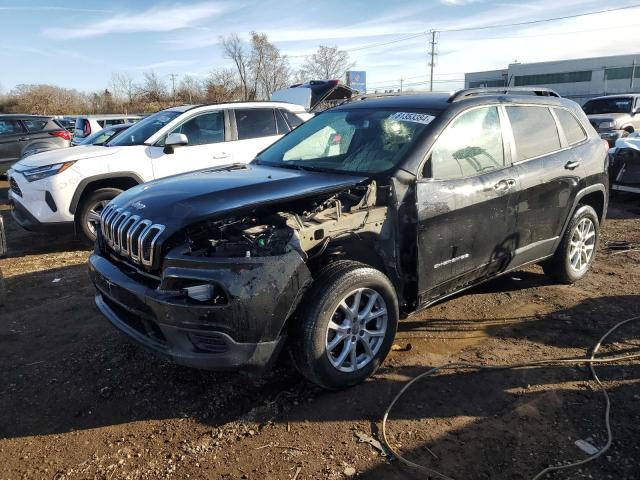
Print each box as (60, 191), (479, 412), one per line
(8, 102), (310, 242)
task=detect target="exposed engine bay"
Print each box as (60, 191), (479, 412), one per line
(183, 181), (389, 259)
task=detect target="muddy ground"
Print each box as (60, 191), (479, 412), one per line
(0, 180), (638, 480)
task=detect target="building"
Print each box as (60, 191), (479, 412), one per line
(465, 53), (640, 105)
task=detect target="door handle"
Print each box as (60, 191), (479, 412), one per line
(565, 160), (581, 170)
(18, 137), (28, 142)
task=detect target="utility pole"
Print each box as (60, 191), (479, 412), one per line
(428, 30), (438, 92)
(400, 77), (404, 93)
(169, 73), (178, 103)
(631, 60), (636, 90)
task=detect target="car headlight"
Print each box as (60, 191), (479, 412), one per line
(21, 161), (76, 182)
(598, 121), (615, 129)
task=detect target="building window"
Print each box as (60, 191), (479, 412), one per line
(514, 71), (592, 86)
(469, 79), (506, 88)
(604, 66), (640, 80)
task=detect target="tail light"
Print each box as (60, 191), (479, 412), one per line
(50, 130), (71, 141)
(83, 120), (91, 137)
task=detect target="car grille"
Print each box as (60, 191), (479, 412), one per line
(9, 177), (22, 197)
(100, 204), (165, 267)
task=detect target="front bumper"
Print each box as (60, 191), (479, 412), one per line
(88, 247), (312, 370)
(7, 169), (75, 231)
(10, 196), (74, 232)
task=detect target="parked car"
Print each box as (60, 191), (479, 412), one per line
(0, 115), (70, 173)
(7, 102), (312, 242)
(56, 117), (76, 133)
(73, 124), (130, 147)
(72, 114), (141, 142)
(583, 94), (640, 146)
(88, 87), (609, 389)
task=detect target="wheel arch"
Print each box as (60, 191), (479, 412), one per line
(69, 172), (143, 215)
(553, 184), (607, 253)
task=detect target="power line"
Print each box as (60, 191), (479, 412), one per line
(439, 3), (640, 32)
(287, 3), (640, 59)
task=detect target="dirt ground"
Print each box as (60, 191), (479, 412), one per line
(0, 179), (639, 480)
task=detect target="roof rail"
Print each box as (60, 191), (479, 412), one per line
(448, 87), (561, 103)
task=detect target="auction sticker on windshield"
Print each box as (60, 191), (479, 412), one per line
(388, 112), (435, 125)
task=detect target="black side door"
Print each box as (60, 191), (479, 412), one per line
(415, 105), (520, 303)
(506, 105), (585, 266)
(0, 119), (28, 166)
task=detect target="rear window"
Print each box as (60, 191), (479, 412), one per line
(275, 109), (290, 134)
(23, 119), (48, 132)
(280, 109), (303, 129)
(554, 108), (587, 145)
(506, 106), (561, 161)
(235, 109), (277, 140)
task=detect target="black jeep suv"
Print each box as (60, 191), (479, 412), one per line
(89, 87), (609, 389)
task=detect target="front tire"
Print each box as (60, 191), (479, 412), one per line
(76, 188), (122, 244)
(290, 261), (399, 390)
(543, 205), (599, 283)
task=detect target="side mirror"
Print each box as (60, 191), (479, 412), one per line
(163, 133), (188, 154)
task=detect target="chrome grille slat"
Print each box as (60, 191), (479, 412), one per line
(100, 207), (165, 268)
(118, 215), (139, 255)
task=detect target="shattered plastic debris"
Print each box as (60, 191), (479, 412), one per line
(575, 439), (599, 456)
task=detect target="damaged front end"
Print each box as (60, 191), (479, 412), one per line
(611, 146), (640, 194)
(88, 180), (392, 371)
(179, 181), (387, 261)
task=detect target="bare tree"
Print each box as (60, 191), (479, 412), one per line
(110, 72), (136, 105)
(299, 45), (355, 81)
(221, 34), (251, 100)
(137, 71), (167, 104)
(204, 68), (242, 103)
(249, 32), (291, 99)
(177, 75), (203, 104)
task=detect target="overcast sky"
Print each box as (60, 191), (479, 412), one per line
(0, 0), (639, 93)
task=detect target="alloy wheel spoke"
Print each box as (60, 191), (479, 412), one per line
(328, 320), (350, 334)
(327, 333), (347, 351)
(334, 341), (351, 368)
(358, 291), (379, 320)
(359, 336), (374, 358)
(349, 341), (358, 371)
(350, 289), (363, 317)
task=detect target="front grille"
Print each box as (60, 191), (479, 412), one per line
(100, 204), (165, 267)
(9, 177), (22, 197)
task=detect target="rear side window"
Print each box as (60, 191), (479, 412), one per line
(506, 106), (561, 161)
(554, 108), (587, 145)
(105, 119), (125, 126)
(23, 119), (48, 132)
(0, 119), (25, 135)
(280, 109), (303, 129)
(235, 109), (277, 140)
(429, 106), (505, 180)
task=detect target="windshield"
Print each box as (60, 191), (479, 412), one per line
(256, 108), (437, 174)
(583, 97), (633, 115)
(107, 110), (181, 146)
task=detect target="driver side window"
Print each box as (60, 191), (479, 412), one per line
(169, 111), (224, 146)
(428, 106), (504, 180)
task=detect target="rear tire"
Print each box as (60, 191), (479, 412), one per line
(542, 205), (599, 284)
(76, 188), (122, 244)
(290, 261), (399, 390)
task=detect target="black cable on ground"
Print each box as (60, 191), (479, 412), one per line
(381, 315), (640, 480)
